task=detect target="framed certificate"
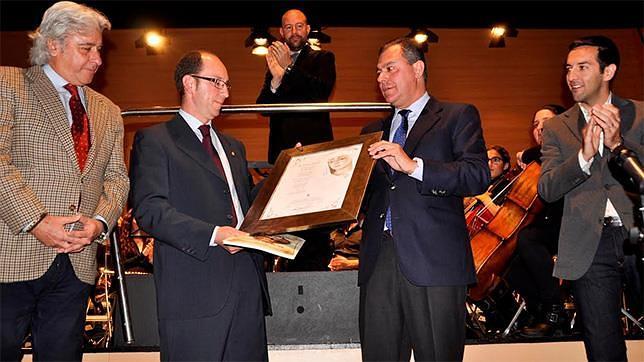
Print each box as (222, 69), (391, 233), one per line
(241, 131), (382, 235)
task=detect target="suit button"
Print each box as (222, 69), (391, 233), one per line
(390, 185), (396, 190)
(223, 190), (229, 195)
(69, 204), (76, 212)
(227, 214), (233, 220)
(431, 190), (438, 195)
(379, 213), (385, 219)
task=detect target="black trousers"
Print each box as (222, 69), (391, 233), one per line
(572, 225), (627, 362)
(158, 252), (267, 362)
(509, 223), (561, 305)
(0, 254), (92, 362)
(359, 232), (467, 362)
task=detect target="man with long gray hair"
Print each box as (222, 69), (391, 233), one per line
(0, 2), (129, 361)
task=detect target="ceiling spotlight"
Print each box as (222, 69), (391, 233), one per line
(489, 24), (518, 48)
(308, 38), (321, 51)
(252, 38), (269, 56)
(135, 30), (168, 55)
(308, 26), (331, 45)
(405, 27), (438, 52)
(408, 28), (439, 44)
(308, 26), (331, 50)
(245, 27), (276, 56)
(414, 32), (429, 44)
(144, 31), (164, 47)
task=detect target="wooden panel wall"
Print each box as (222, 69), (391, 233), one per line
(2, 27), (642, 164)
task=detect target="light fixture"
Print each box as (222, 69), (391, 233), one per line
(488, 24), (518, 48)
(135, 30), (168, 55)
(405, 27), (439, 52)
(308, 26), (331, 50)
(245, 27), (276, 56)
(251, 38), (269, 56)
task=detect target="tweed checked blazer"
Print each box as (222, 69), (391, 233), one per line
(0, 65), (129, 284)
(539, 95), (643, 280)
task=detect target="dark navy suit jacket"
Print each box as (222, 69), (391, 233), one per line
(129, 115), (269, 320)
(359, 97), (490, 287)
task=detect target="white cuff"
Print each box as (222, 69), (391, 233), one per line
(578, 150), (592, 175)
(409, 157), (424, 181)
(210, 226), (219, 247)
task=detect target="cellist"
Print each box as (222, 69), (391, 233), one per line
(464, 145), (512, 233)
(506, 105), (569, 338)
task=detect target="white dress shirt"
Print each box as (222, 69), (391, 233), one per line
(179, 109), (245, 246)
(389, 92), (431, 181)
(576, 94), (620, 220)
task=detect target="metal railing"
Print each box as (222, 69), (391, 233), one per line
(122, 102), (393, 169)
(121, 102), (392, 117)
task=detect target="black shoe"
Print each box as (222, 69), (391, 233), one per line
(520, 321), (556, 337)
(520, 304), (565, 338)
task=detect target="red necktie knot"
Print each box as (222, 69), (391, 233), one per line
(63, 83), (79, 98)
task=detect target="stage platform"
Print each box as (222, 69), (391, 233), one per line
(20, 340), (644, 361)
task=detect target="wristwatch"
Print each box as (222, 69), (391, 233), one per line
(609, 136), (624, 153)
(94, 220), (109, 245)
(25, 212), (47, 232)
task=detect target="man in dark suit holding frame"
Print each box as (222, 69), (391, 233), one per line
(130, 50), (269, 361)
(360, 38), (489, 362)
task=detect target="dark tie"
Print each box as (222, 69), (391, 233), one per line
(385, 109), (411, 231)
(198, 124), (238, 226)
(64, 83), (91, 171)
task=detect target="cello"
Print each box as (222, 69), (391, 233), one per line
(467, 161), (543, 301)
(464, 168), (520, 237)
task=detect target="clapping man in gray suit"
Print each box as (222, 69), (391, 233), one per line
(539, 35), (643, 361)
(0, 2), (129, 361)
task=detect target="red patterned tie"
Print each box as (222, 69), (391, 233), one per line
(198, 124), (238, 226)
(64, 83), (91, 171)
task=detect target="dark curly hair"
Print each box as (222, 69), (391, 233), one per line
(488, 145), (511, 166)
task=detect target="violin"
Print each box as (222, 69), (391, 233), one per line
(467, 161), (543, 301)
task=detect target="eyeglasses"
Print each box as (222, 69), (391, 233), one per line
(488, 156), (503, 164)
(282, 23), (306, 32)
(190, 74), (231, 90)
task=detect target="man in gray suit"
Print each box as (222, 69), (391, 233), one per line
(539, 35), (643, 361)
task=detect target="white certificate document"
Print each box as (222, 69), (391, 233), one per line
(260, 143), (363, 220)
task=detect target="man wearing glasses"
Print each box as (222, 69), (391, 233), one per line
(257, 8), (336, 164)
(130, 51), (270, 361)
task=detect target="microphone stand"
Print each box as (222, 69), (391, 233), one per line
(110, 228), (135, 344)
(613, 145), (644, 332)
